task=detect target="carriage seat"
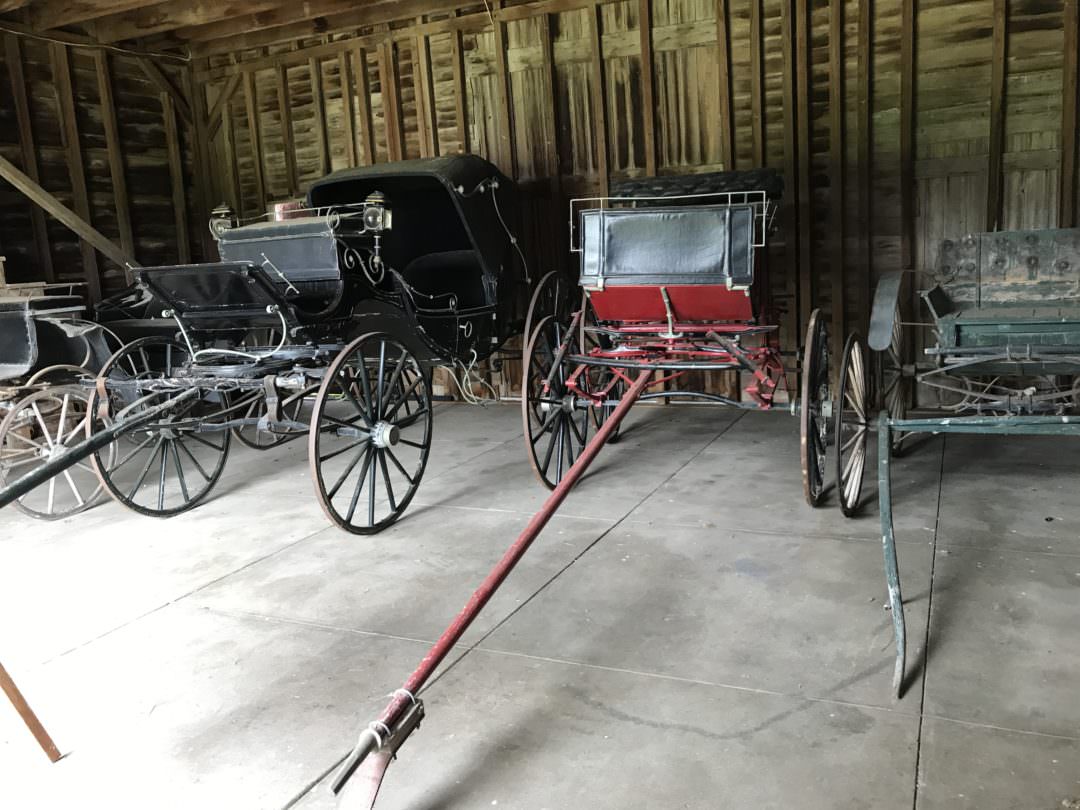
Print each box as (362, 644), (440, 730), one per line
(216, 216), (347, 284)
(579, 204), (755, 291)
(401, 250), (488, 310)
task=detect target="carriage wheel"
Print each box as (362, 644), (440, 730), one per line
(522, 315), (592, 489)
(88, 336), (231, 517)
(878, 304), (909, 456)
(835, 333), (869, 517)
(232, 391), (307, 450)
(522, 270), (572, 360)
(800, 309), (829, 507)
(0, 385), (110, 519)
(310, 333), (432, 534)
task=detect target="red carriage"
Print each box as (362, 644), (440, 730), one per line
(330, 168), (870, 807)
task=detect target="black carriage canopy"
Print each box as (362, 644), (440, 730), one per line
(305, 154), (520, 305)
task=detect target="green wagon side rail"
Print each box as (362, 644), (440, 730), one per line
(876, 410), (1080, 697)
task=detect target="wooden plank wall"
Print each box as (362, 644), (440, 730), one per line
(1, 0), (1078, 397)
(0, 36), (201, 296)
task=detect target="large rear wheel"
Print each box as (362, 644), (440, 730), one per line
(800, 309), (829, 507)
(835, 333), (869, 517)
(310, 333), (432, 534)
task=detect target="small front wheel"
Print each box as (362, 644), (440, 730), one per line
(309, 333), (432, 534)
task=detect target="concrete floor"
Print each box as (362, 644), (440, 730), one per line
(1, 403), (1078, 809)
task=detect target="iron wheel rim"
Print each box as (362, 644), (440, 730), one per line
(835, 332), (869, 516)
(800, 309), (829, 506)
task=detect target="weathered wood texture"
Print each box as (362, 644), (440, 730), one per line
(0, 36), (201, 296)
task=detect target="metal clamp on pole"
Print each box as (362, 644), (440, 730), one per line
(332, 699), (425, 805)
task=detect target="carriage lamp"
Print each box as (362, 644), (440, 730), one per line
(209, 203), (236, 239)
(362, 192), (392, 232)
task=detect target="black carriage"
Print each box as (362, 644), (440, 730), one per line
(0, 155), (525, 534)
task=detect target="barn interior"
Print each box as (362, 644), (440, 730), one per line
(0, 0), (1078, 808)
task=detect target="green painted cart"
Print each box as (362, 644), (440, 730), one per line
(858, 227), (1080, 695)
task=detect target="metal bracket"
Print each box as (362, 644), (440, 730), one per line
(331, 699), (425, 805)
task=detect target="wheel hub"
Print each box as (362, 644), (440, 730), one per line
(371, 421), (400, 448)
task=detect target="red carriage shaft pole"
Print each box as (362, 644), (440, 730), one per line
(335, 368), (653, 795)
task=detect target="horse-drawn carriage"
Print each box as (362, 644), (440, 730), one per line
(861, 226), (1080, 693)
(0, 155), (526, 533)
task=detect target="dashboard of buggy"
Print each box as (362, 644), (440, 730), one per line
(136, 262), (300, 330)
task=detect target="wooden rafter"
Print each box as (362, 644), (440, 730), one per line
(94, 0), (285, 44)
(29, 0), (171, 30)
(138, 59), (192, 127)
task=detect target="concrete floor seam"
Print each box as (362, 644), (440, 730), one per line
(910, 436), (949, 810)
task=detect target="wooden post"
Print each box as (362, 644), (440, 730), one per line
(794, 0), (812, 325)
(541, 13), (566, 256)
(221, 106), (243, 215)
(338, 49), (358, 166)
(4, 35), (53, 283)
(492, 3), (516, 176)
(857, 0), (873, 329)
(0, 662), (61, 763)
(309, 57), (330, 176)
(242, 70), (266, 212)
(986, 0), (1007, 231)
(95, 52), (136, 273)
(1060, 0), (1079, 227)
(780, 0), (800, 338)
(415, 33), (437, 157)
(275, 64), (298, 194)
(380, 41), (405, 162)
(206, 72), (242, 140)
(162, 92), (191, 265)
(828, 0), (845, 360)
(638, 0), (657, 175)
(899, 0), (914, 270)
(355, 47), (376, 165)
(51, 43), (101, 301)
(184, 64), (215, 262)
(588, 5), (609, 195)
(451, 27), (469, 153)
(715, 0), (735, 169)
(749, 0), (765, 168)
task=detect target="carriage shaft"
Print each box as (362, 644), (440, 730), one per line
(334, 368), (654, 796)
(0, 387), (200, 510)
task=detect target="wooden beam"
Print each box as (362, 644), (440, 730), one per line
(588, 5), (609, 195)
(51, 44), (101, 301)
(94, 52), (135, 271)
(857, 0), (873, 328)
(275, 64), (298, 194)
(4, 35), (54, 283)
(95, 0), (283, 43)
(0, 661), (61, 763)
(309, 58), (330, 176)
(450, 28), (469, 154)
(379, 42), (405, 162)
(189, 0), (470, 58)
(638, 0), (657, 175)
(206, 72), (242, 140)
(541, 13), (565, 255)
(0, 155), (139, 273)
(749, 0), (764, 167)
(338, 50), (357, 167)
(0, 0), (34, 13)
(795, 0), (812, 321)
(242, 70), (266, 213)
(415, 33), (438, 158)
(184, 65), (216, 260)
(221, 105), (243, 215)
(29, 0), (171, 30)
(354, 47), (376, 165)
(171, 0), (364, 44)
(780, 0), (799, 331)
(161, 92), (190, 264)
(715, 0), (735, 169)
(828, 0), (845, 364)
(138, 59), (192, 127)
(986, 0), (1007, 231)
(1062, 0), (1079, 227)
(492, 3), (516, 176)
(899, 0), (914, 269)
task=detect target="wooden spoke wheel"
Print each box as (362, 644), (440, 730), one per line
(232, 390), (307, 450)
(522, 315), (593, 489)
(88, 336), (231, 517)
(878, 303), (909, 456)
(835, 333), (870, 517)
(0, 384), (109, 519)
(310, 333), (432, 534)
(522, 270), (573, 360)
(800, 308), (829, 507)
